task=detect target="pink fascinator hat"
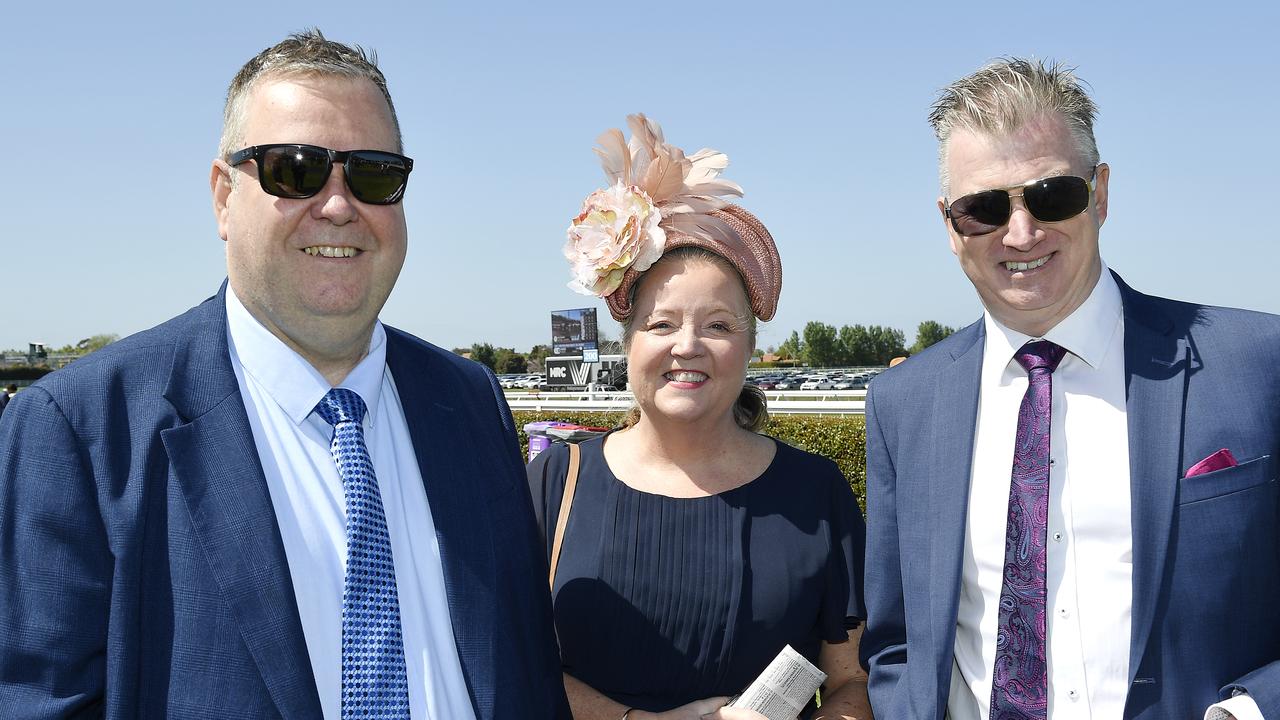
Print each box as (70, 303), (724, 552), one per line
(562, 114), (782, 322)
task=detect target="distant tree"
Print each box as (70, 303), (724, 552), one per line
(751, 348), (765, 359)
(54, 334), (120, 355)
(493, 346), (513, 371)
(868, 325), (908, 365)
(838, 325), (873, 366)
(910, 320), (957, 354)
(492, 347), (528, 374)
(85, 334), (120, 353)
(777, 330), (805, 363)
(469, 342), (497, 371)
(773, 330), (803, 363)
(502, 352), (528, 374)
(527, 344), (551, 371)
(451, 347), (470, 356)
(803, 321), (841, 367)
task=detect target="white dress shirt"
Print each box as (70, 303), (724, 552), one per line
(949, 267), (1132, 719)
(225, 288), (476, 720)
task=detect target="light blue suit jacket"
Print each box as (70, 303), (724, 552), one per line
(861, 272), (1280, 718)
(0, 285), (571, 719)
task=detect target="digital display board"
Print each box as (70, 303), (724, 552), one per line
(551, 308), (598, 357)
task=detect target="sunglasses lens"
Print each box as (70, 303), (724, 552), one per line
(949, 190), (1010, 236)
(258, 146), (331, 198)
(1025, 176), (1091, 222)
(346, 151), (411, 204)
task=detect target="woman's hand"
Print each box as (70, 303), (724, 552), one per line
(699, 705), (769, 720)
(631, 698), (769, 720)
(629, 696), (741, 719)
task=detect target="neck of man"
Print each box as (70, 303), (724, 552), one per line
(248, 306), (375, 387)
(302, 343), (372, 387)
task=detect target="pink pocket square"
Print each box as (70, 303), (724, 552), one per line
(1186, 448), (1238, 477)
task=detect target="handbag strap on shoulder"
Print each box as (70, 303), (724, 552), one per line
(548, 441), (581, 589)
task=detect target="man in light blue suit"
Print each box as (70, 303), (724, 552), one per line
(861, 58), (1279, 720)
(0, 31), (570, 719)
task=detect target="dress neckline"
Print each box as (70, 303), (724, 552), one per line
(587, 431), (783, 500)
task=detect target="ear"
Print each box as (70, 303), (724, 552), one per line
(1093, 162), (1110, 227)
(939, 197), (960, 256)
(211, 159), (234, 242)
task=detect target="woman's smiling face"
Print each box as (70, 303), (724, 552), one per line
(625, 252), (754, 430)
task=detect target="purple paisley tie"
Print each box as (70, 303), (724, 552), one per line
(990, 340), (1066, 720)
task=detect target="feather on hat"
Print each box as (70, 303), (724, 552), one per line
(564, 114), (782, 322)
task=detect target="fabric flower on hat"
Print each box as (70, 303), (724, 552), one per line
(564, 180), (665, 297)
(563, 114), (744, 299)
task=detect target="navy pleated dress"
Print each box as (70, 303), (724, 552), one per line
(526, 434), (866, 714)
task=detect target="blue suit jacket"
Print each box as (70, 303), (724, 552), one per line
(0, 287), (571, 719)
(861, 273), (1280, 719)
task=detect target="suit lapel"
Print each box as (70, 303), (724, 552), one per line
(1117, 275), (1190, 685)
(386, 332), (497, 720)
(161, 286), (323, 718)
(926, 322), (985, 705)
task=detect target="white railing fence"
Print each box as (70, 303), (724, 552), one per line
(504, 389), (866, 415)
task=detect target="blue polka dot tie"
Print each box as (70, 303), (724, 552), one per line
(314, 388), (410, 719)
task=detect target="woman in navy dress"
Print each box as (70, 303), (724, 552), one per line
(529, 115), (870, 720)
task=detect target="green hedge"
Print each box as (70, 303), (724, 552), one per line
(512, 411), (866, 510)
(0, 366), (53, 382)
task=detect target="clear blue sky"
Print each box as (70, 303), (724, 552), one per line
(5, 1), (1278, 353)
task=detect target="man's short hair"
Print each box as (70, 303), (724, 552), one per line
(218, 28), (402, 162)
(929, 57), (1099, 196)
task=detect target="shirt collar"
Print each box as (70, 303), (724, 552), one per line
(983, 262), (1123, 372)
(225, 285), (387, 427)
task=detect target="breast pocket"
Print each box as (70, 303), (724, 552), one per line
(1177, 454), (1274, 505)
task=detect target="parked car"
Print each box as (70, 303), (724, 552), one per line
(801, 378), (836, 390)
(774, 379), (798, 390)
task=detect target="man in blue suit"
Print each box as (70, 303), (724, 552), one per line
(0, 31), (570, 719)
(861, 58), (1279, 719)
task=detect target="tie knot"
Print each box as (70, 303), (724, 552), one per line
(1015, 339), (1067, 374)
(314, 388), (367, 428)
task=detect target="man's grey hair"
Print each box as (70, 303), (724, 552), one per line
(929, 57), (1099, 196)
(218, 29), (402, 163)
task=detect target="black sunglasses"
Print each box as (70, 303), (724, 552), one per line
(944, 170), (1096, 236)
(228, 144), (414, 205)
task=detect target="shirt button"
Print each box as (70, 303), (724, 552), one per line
(1052, 532), (1063, 542)
(1058, 608), (1071, 618)
(1068, 689), (1080, 700)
